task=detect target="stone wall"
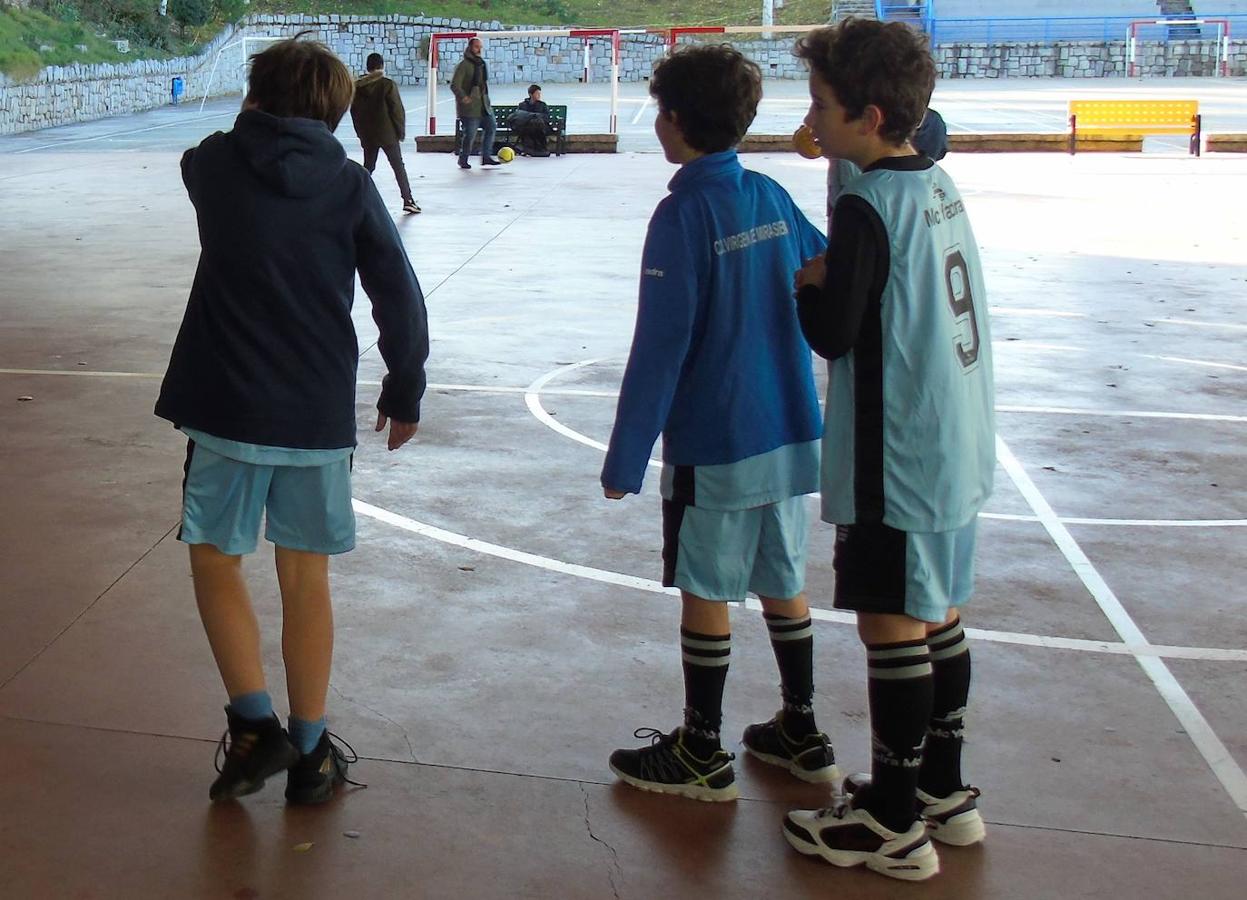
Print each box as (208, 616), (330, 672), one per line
(2, 12), (1245, 136)
(936, 39), (1247, 77)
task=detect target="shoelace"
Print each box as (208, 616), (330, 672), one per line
(631, 727), (673, 746)
(214, 728), (258, 774)
(325, 731), (368, 789)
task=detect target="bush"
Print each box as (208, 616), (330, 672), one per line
(214, 0), (248, 24)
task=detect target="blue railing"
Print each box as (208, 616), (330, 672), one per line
(871, 4), (1245, 45)
(927, 15), (1244, 44)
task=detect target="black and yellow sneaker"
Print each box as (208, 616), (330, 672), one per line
(742, 711), (839, 784)
(609, 726), (738, 802)
(285, 731), (365, 806)
(209, 710), (299, 802)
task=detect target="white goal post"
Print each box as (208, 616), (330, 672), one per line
(1127, 18), (1231, 77)
(198, 34), (289, 113)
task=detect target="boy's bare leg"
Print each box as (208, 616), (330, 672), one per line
(681, 590), (731, 634)
(275, 546), (333, 723)
(759, 592), (809, 619)
(189, 544), (266, 698)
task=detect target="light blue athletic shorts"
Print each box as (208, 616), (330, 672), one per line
(662, 495), (808, 602)
(833, 518), (978, 624)
(179, 441), (355, 556)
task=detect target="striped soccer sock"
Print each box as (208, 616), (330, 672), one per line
(920, 618), (972, 798)
(764, 611), (817, 736)
(680, 627), (731, 757)
(860, 638), (934, 833)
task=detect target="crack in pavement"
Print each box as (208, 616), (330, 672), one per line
(580, 784), (623, 899)
(328, 682), (421, 765)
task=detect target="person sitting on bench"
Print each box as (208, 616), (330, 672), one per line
(509, 85), (553, 157)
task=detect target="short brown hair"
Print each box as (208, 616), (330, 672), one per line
(245, 34), (354, 131)
(795, 19), (935, 146)
(649, 44), (761, 153)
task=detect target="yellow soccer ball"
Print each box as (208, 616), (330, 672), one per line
(498, 146), (516, 163)
(793, 124), (822, 160)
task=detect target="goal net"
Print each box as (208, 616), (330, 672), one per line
(198, 34), (289, 113)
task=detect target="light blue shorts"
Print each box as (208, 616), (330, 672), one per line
(179, 441), (355, 556)
(662, 496), (809, 603)
(833, 518), (978, 624)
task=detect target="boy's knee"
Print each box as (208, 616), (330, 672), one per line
(856, 611), (926, 645)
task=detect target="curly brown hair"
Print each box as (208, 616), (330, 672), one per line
(795, 18), (935, 147)
(244, 33), (355, 131)
(649, 44), (762, 153)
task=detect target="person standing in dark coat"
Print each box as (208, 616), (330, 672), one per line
(451, 38), (500, 169)
(350, 52), (420, 213)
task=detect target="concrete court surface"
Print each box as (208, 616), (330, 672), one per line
(2, 78), (1247, 898)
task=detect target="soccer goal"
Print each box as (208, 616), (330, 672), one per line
(425, 29), (622, 136)
(198, 34), (290, 113)
(1127, 18), (1231, 77)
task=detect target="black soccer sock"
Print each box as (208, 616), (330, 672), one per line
(919, 618), (972, 797)
(858, 638), (934, 834)
(680, 627), (731, 757)
(763, 612), (817, 736)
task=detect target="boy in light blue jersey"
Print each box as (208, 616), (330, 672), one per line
(601, 44), (833, 802)
(783, 20), (994, 882)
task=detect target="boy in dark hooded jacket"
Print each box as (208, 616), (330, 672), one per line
(350, 52), (420, 213)
(155, 36), (429, 806)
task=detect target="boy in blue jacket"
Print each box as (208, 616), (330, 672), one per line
(601, 44), (831, 802)
(155, 37), (428, 805)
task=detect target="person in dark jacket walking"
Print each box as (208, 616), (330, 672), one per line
(451, 38), (500, 169)
(155, 36), (429, 807)
(350, 52), (420, 213)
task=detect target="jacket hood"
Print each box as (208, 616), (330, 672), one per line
(230, 109), (347, 199)
(355, 71), (385, 92)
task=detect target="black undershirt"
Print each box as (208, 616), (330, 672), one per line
(796, 154), (934, 361)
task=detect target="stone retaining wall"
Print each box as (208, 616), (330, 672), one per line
(2, 13), (1244, 136)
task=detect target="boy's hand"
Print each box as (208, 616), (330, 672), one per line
(603, 487), (628, 500)
(794, 256), (827, 294)
(375, 412), (418, 451)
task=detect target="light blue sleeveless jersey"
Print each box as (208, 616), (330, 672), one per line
(822, 165), (996, 532)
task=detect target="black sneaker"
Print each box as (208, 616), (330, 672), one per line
(285, 731), (365, 805)
(841, 773), (986, 846)
(742, 711), (839, 784)
(784, 799), (939, 881)
(209, 710), (299, 801)
(457, 159), (471, 170)
(480, 156), (502, 166)
(609, 726), (738, 802)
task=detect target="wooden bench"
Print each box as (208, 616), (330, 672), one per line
(1068, 100), (1201, 156)
(455, 104), (569, 157)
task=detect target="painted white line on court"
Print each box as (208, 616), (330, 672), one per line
(522, 359), (662, 469)
(980, 512), (1247, 528)
(0, 368), (162, 379)
(1159, 356), (1247, 374)
(1150, 318), (1247, 332)
(997, 405), (1247, 424)
(996, 435), (1247, 820)
(631, 95), (651, 125)
(989, 307), (1088, 319)
(351, 499), (1247, 664)
(7, 111), (235, 154)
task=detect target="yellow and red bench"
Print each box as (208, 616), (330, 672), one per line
(1068, 99), (1201, 156)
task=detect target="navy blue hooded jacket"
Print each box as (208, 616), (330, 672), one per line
(155, 110), (428, 448)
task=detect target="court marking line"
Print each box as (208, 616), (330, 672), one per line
(1159, 356), (1247, 374)
(520, 361), (1247, 527)
(630, 95), (651, 126)
(997, 435), (1247, 821)
(1149, 318), (1247, 332)
(4, 111), (236, 154)
(350, 499), (1246, 665)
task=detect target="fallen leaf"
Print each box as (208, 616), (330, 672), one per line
(343, 830), (361, 839)
(293, 842), (314, 853)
